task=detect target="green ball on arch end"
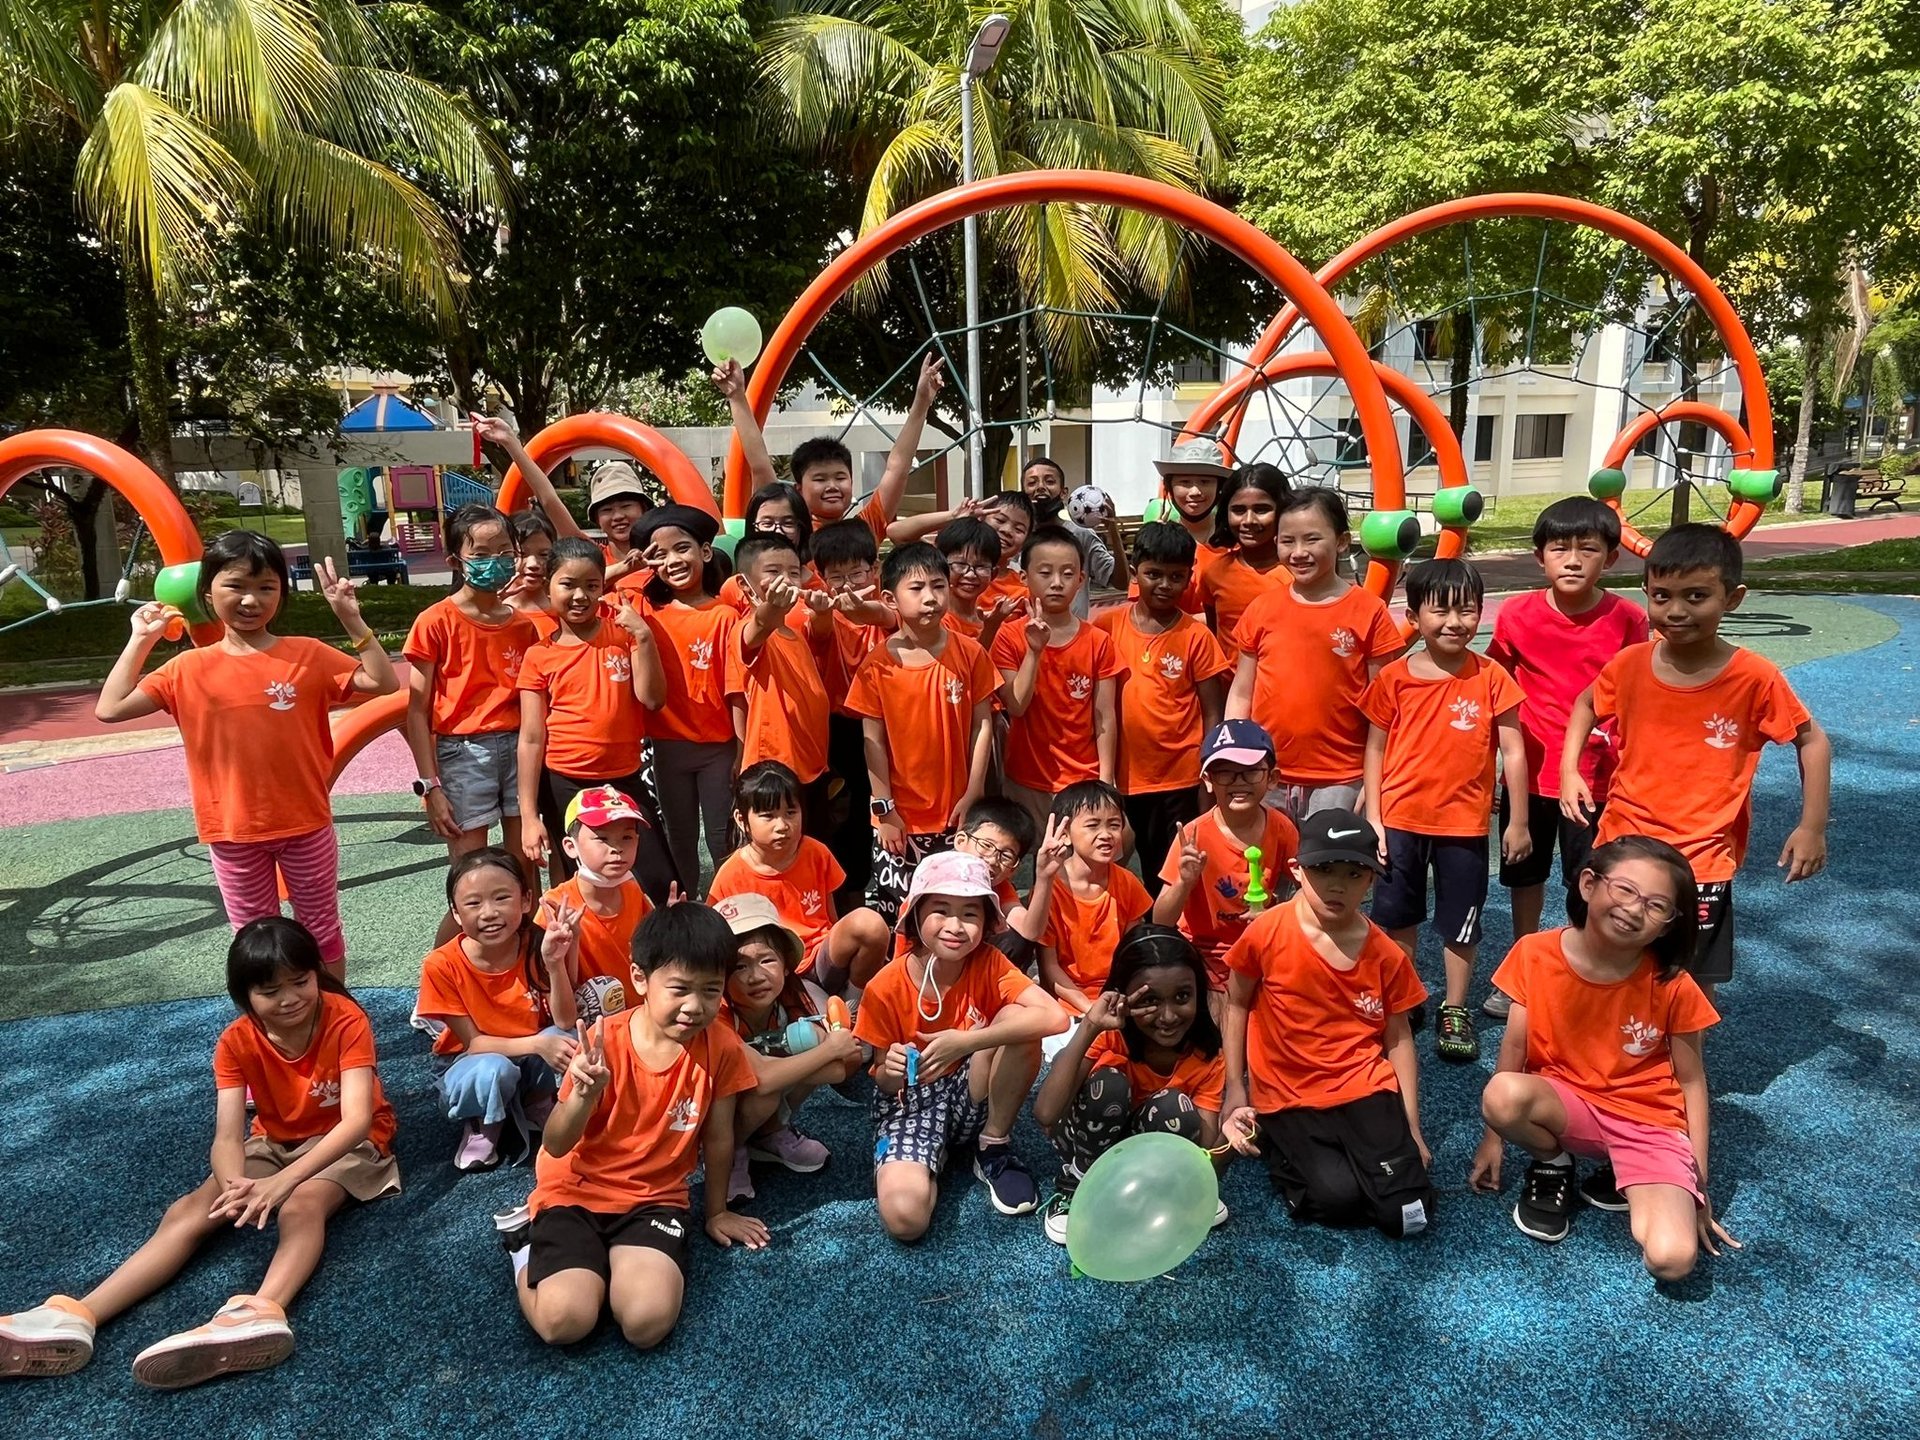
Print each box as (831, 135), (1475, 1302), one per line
(1359, 508), (1420, 560)
(1430, 485), (1484, 527)
(1588, 467), (1628, 501)
(1727, 469), (1781, 504)
(713, 515), (746, 559)
(153, 561), (208, 623)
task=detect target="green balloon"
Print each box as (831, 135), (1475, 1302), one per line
(1065, 1131), (1219, 1282)
(1359, 509), (1420, 559)
(712, 514), (747, 559)
(1588, 467), (1628, 501)
(701, 307), (763, 367)
(1727, 468), (1780, 503)
(1430, 485), (1484, 527)
(153, 561), (208, 623)
(1141, 496), (1170, 524)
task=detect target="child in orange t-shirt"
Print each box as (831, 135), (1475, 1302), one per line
(1148, 439), (1231, 614)
(1562, 525), (1830, 989)
(1227, 487), (1403, 821)
(1154, 720), (1301, 992)
(706, 761), (891, 996)
(1037, 782), (1153, 1010)
(1033, 924), (1229, 1244)
(853, 852), (1069, 1238)
(1361, 559), (1529, 1064)
(1198, 462), (1290, 644)
(936, 516), (1022, 648)
(1469, 836), (1735, 1278)
(991, 525), (1121, 832)
(725, 533), (836, 831)
(403, 502), (545, 935)
(417, 849), (581, 1173)
(1220, 809), (1432, 1239)
(512, 904), (767, 1351)
(1096, 522), (1232, 891)
(537, 787), (653, 1024)
(953, 796), (1067, 969)
(96, 529), (398, 975)
(849, 541), (1002, 926)
(713, 893), (862, 1202)
(515, 537), (674, 898)
(0, 919), (398, 1388)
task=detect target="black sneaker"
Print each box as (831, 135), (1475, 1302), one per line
(1580, 1163), (1629, 1212)
(1513, 1159), (1575, 1243)
(1436, 1003), (1481, 1062)
(973, 1141), (1039, 1216)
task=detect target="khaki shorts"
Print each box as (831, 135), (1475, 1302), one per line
(244, 1134), (402, 1203)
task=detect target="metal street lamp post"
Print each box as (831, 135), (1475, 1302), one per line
(961, 14), (1010, 499)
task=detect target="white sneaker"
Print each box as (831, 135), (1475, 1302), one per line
(1482, 989), (1513, 1019)
(1212, 1199), (1230, 1229)
(0, 1296), (95, 1378)
(132, 1295), (292, 1390)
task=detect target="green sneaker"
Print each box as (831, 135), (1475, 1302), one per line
(1436, 1003), (1480, 1062)
(1043, 1190), (1073, 1245)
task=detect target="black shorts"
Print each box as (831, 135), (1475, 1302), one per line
(1256, 1091), (1432, 1239)
(1691, 881), (1735, 984)
(826, 713), (873, 903)
(526, 1204), (693, 1286)
(1371, 828), (1488, 947)
(1125, 787), (1202, 898)
(1497, 791), (1598, 891)
(539, 767), (680, 905)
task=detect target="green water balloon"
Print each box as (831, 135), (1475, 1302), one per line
(1065, 1131), (1219, 1282)
(702, 307), (763, 367)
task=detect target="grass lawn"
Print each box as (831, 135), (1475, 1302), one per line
(1461, 487), (1810, 553)
(1744, 537), (1920, 593)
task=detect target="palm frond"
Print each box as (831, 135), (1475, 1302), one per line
(1020, 0), (1117, 128)
(135, 0), (336, 142)
(1099, 47), (1226, 173)
(328, 65), (509, 207)
(758, 12), (931, 148)
(0, 0), (100, 130)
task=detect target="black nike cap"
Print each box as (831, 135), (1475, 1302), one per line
(1295, 808), (1385, 874)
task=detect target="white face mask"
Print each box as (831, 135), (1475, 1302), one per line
(569, 853), (620, 888)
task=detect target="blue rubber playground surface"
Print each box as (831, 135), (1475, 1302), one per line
(1, 593), (1916, 1439)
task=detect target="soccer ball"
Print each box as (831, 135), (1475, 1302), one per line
(1067, 484), (1113, 526)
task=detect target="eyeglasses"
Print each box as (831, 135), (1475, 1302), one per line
(1597, 875), (1676, 922)
(1205, 765), (1269, 786)
(947, 557), (993, 575)
(960, 834), (1019, 868)
(754, 517), (801, 534)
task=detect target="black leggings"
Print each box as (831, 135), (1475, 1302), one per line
(1052, 1069), (1202, 1192)
(538, 763), (680, 907)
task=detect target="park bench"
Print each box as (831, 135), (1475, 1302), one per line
(287, 542), (411, 590)
(1820, 461), (1906, 516)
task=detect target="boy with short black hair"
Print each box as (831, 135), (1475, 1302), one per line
(769, 353), (946, 543)
(1361, 559), (1529, 1064)
(1483, 496), (1649, 1018)
(955, 796), (1064, 967)
(848, 542), (1002, 927)
(515, 903), (766, 1351)
(726, 533), (835, 830)
(1563, 523), (1830, 991)
(937, 517), (1020, 649)
(1095, 522), (1233, 894)
(1037, 781), (1152, 1009)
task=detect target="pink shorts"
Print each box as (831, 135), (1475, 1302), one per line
(1544, 1078), (1704, 1206)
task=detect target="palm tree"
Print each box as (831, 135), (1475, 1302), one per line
(757, 0), (1232, 379)
(0, 0), (508, 477)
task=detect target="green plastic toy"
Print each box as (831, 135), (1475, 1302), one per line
(153, 561), (208, 623)
(1430, 486), (1484, 527)
(1359, 509), (1420, 559)
(1244, 845), (1269, 916)
(1588, 467), (1628, 501)
(1727, 469), (1781, 504)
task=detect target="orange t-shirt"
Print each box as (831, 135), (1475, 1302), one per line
(815, 612), (890, 720)
(402, 597), (541, 735)
(518, 625), (645, 778)
(523, 607), (562, 643)
(1125, 539), (1223, 616)
(599, 540), (651, 597)
(1041, 867), (1154, 998)
(541, 876), (650, 1004)
(212, 991), (397, 1154)
(706, 839), (845, 962)
(943, 610), (984, 640)
(1591, 644), (1811, 883)
(1360, 653), (1525, 835)
(1198, 551), (1286, 643)
(416, 938), (554, 1055)
(1094, 606), (1232, 794)
(530, 1012), (756, 1215)
(1085, 1029), (1227, 1111)
(1223, 897), (1427, 1112)
(845, 633), (1001, 832)
(718, 572), (827, 616)
(1234, 583), (1404, 784)
(644, 598), (739, 745)
(1159, 807), (1301, 986)
(983, 571), (1027, 609)
(725, 626), (831, 783)
(1492, 929), (1720, 1131)
(990, 621), (1121, 792)
(137, 638), (360, 844)
(853, 945), (1036, 1061)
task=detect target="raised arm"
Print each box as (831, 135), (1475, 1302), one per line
(473, 412), (585, 539)
(96, 605), (169, 722)
(712, 362), (777, 491)
(867, 354), (946, 528)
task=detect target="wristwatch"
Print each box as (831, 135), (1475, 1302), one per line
(869, 797), (897, 819)
(412, 777), (442, 798)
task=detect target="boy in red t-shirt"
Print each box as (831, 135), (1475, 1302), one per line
(1220, 809), (1432, 1239)
(1563, 525), (1830, 990)
(1361, 559), (1529, 1064)
(1094, 522), (1232, 895)
(512, 905), (767, 1350)
(1484, 498), (1649, 1016)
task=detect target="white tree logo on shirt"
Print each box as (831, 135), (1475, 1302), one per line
(666, 1098), (701, 1131)
(502, 647), (525, 678)
(1620, 1015), (1663, 1056)
(1330, 627), (1358, 658)
(264, 680), (297, 711)
(1158, 654), (1185, 680)
(1353, 991), (1384, 1020)
(689, 637), (714, 672)
(945, 676), (966, 705)
(603, 650), (632, 683)
(307, 1078), (340, 1107)
(1067, 674), (1093, 701)
(1449, 698), (1481, 732)
(802, 889), (823, 915)
(1703, 715), (1740, 749)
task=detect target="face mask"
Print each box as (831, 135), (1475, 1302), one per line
(1032, 495), (1065, 523)
(463, 555), (516, 592)
(571, 855), (620, 888)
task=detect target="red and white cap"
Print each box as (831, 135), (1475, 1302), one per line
(564, 786), (644, 831)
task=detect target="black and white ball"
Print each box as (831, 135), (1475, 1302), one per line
(1067, 484), (1114, 526)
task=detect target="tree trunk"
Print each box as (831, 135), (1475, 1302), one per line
(1785, 322), (1822, 513)
(1448, 309), (1473, 440)
(1855, 353), (1874, 462)
(123, 269), (175, 483)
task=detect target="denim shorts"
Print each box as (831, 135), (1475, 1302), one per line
(436, 731), (520, 832)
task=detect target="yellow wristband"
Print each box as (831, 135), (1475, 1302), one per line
(349, 630), (378, 653)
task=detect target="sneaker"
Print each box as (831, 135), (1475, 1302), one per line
(453, 1120), (503, 1173)
(0, 1296), (96, 1378)
(1042, 1190), (1073, 1245)
(1481, 988), (1513, 1020)
(1212, 1199), (1230, 1230)
(523, 1092), (557, 1131)
(1436, 1004), (1481, 1062)
(973, 1141), (1039, 1216)
(492, 1203), (531, 1252)
(1580, 1163), (1629, 1212)
(1513, 1159), (1576, 1243)
(748, 1125), (830, 1173)
(131, 1296), (293, 1390)
(1406, 1003), (1428, 1033)
(728, 1145), (755, 1203)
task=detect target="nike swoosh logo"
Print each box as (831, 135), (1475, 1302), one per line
(1328, 828), (1363, 839)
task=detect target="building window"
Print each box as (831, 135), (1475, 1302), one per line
(1474, 415), (1496, 462)
(1171, 352), (1220, 384)
(1512, 413), (1567, 460)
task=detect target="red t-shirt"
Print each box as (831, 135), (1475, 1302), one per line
(213, 991), (397, 1153)
(1093, 607), (1233, 795)
(1485, 589), (1648, 798)
(1359, 653), (1525, 836)
(990, 621), (1121, 792)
